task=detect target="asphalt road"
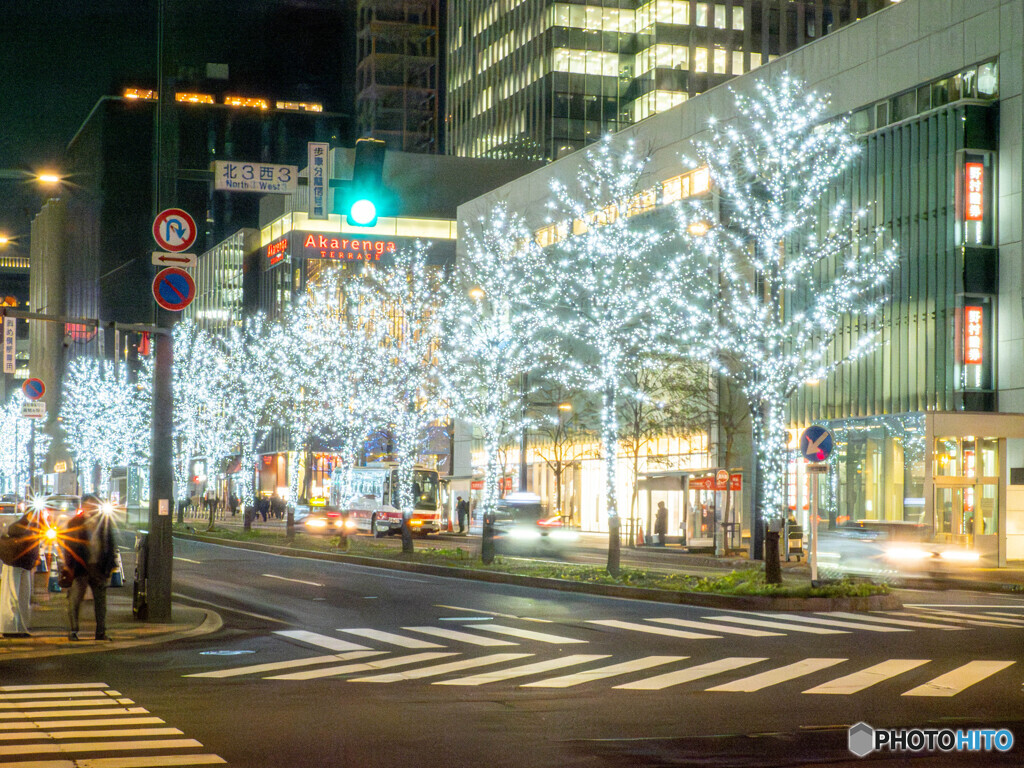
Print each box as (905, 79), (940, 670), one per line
(1, 538), (1022, 768)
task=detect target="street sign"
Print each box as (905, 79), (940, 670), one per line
(2, 316), (15, 374)
(214, 161), (297, 194)
(715, 469), (730, 490)
(800, 425), (834, 462)
(152, 267), (197, 312)
(22, 378), (45, 401)
(152, 208), (197, 252)
(21, 401), (45, 419)
(152, 251), (197, 268)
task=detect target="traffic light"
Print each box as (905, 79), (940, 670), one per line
(345, 138), (387, 227)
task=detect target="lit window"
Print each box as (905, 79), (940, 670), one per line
(123, 88), (157, 100)
(224, 96), (270, 109)
(732, 9), (745, 30)
(696, 3), (709, 26)
(714, 4), (727, 29)
(713, 48), (727, 74)
(694, 48), (708, 73)
(732, 51), (744, 74)
(176, 92), (215, 104)
(276, 101), (323, 112)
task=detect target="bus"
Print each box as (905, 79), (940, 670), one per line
(330, 465), (443, 537)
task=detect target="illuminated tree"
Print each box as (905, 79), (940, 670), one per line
(350, 244), (449, 553)
(535, 135), (681, 574)
(0, 394), (52, 495)
(670, 75), (898, 570)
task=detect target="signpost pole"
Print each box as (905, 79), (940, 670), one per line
(807, 463), (827, 587)
(28, 420), (35, 496)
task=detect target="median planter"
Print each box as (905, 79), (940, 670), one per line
(174, 530), (901, 612)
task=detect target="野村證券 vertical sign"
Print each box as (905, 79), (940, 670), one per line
(964, 306), (983, 365)
(964, 162), (984, 222)
(2, 316), (15, 374)
(308, 142), (329, 220)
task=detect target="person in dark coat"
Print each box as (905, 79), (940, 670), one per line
(229, 493), (239, 516)
(62, 495), (118, 641)
(456, 496), (469, 534)
(0, 510), (43, 637)
(655, 501), (669, 546)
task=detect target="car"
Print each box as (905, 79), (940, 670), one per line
(0, 494), (21, 516)
(473, 492), (579, 554)
(41, 495), (82, 526)
(295, 505), (356, 535)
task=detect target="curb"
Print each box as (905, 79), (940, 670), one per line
(175, 533), (902, 612)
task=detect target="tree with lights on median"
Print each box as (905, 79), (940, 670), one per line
(669, 76), (899, 576)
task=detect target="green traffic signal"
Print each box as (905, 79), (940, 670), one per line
(349, 198), (378, 227)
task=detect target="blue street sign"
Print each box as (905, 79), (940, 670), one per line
(800, 425), (833, 462)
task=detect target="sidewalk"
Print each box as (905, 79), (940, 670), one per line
(0, 569), (221, 662)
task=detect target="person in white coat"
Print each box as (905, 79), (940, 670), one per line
(0, 511), (42, 638)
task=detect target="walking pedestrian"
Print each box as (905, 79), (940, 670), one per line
(229, 493), (239, 517)
(0, 510), (43, 637)
(456, 496), (469, 534)
(655, 501), (668, 546)
(62, 495), (118, 641)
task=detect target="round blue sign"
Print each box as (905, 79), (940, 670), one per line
(152, 267), (196, 312)
(800, 425), (833, 462)
(22, 378), (45, 401)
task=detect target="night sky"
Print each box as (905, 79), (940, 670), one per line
(0, 0), (353, 248)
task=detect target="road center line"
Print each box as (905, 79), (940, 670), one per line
(262, 574), (324, 587)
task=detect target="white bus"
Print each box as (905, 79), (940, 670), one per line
(330, 464), (443, 537)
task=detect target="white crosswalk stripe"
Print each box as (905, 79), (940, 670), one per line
(273, 629), (371, 652)
(435, 655), (610, 686)
(402, 626), (519, 646)
(522, 656), (686, 688)
(902, 661), (1016, 697)
(467, 624), (588, 644)
(0, 683), (227, 766)
(338, 628), (445, 648)
(647, 618), (782, 637)
(615, 657), (766, 691)
(705, 658), (847, 692)
(701, 616), (847, 634)
(350, 653), (534, 683)
(827, 612), (967, 630)
(185, 651), (384, 678)
(587, 620), (720, 640)
(983, 612), (1024, 622)
(803, 659), (930, 694)
(909, 608), (1024, 629)
(267, 652), (457, 681)
(749, 613), (909, 633)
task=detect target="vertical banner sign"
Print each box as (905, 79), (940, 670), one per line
(964, 162), (984, 221)
(964, 306), (983, 365)
(308, 142), (329, 220)
(2, 316), (15, 374)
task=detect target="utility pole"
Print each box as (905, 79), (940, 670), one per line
(142, 0), (175, 621)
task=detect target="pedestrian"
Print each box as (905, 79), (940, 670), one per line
(655, 501), (668, 546)
(62, 494), (118, 642)
(229, 493), (239, 517)
(258, 496), (269, 522)
(456, 496), (469, 534)
(0, 510), (43, 638)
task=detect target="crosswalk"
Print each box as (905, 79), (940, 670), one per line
(182, 605), (1023, 698)
(0, 683), (226, 767)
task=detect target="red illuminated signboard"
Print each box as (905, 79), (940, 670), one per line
(266, 238), (288, 266)
(965, 162), (984, 222)
(302, 233), (396, 261)
(964, 305), (983, 365)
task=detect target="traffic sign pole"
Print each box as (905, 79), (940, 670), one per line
(806, 463), (828, 586)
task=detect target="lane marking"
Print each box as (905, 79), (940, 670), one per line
(892, 610), (1022, 629)
(173, 557), (202, 564)
(913, 608), (1024, 627)
(0, 738), (203, 755)
(0, 699), (128, 711)
(268, 652), (457, 681)
(648, 618), (783, 637)
(705, 616), (847, 635)
(435, 655), (610, 686)
(273, 630), (370, 652)
(438, 617), (492, 622)
(262, 574), (324, 588)
(0, 727), (184, 741)
(902, 661), (1016, 697)
(351, 653), (534, 683)
(749, 613), (908, 633)
(338, 629), (444, 649)
(402, 627), (518, 646)
(172, 593), (290, 626)
(434, 605), (552, 623)
(185, 651), (383, 679)
(0, 684), (108, 693)
(469, 624), (587, 644)
(0, 717), (165, 731)
(615, 657), (766, 691)
(706, 658), (847, 692)
(523, 656), (686, 688)
(0, 756), (226, 767)
(587, 619), (720, 640)
(0, 692), (121, 701)
(827, 612), (966, 630)
(0, 707), (150, 720)
(803, 659), (930, 695)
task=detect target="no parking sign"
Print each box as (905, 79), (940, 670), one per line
(152, 267), (197, 312)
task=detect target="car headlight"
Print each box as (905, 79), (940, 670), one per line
(409, 519), (423, 527)
(884, 546), (933, 562)
(549, 530), (579, 542)
(344, 518), (357, 530)
(939, 548), (981, 562)
(508, 528), (541, 540)
(305, 518), (327, 528)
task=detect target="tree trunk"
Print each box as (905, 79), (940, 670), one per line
(602, 384), (620, 576)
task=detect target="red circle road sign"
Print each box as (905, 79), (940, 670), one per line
(152, 267), (197, 311)
(715, 469), (730, 490)
(22, 378), (45, 401)
(152, 208), (197, 252)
